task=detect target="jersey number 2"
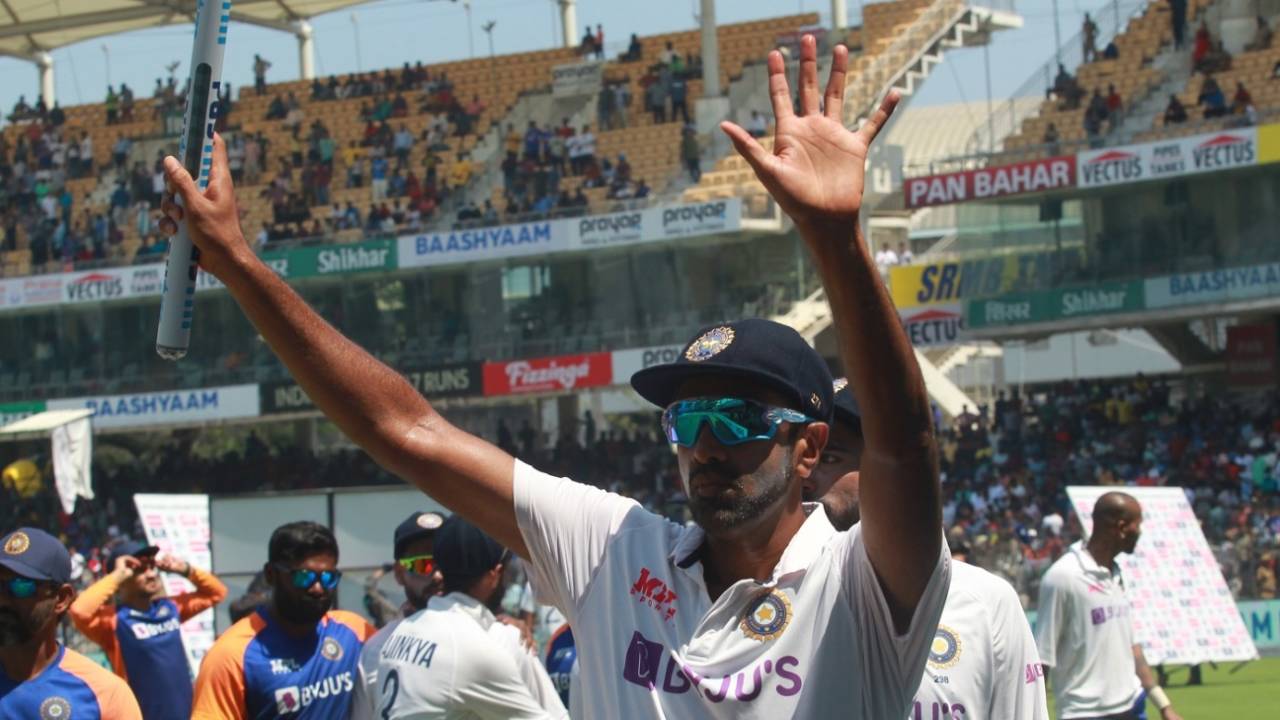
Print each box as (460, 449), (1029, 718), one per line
(381, 669), (400, 720)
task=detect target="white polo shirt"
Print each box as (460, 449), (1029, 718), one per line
(1035, 542), (1141, 719)
(912, 560), (1049, 719)
(352, 592), (568, 720)
(514, 461), (951, 719)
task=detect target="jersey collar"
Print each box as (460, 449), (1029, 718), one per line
(1070, 540), (1119, 580)
(669, 503), (838, 585)
(429, 591), (498, 630)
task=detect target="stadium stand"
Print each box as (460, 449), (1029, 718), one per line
(683, 0), (1000, 205)
(999, 0), (1217, 155)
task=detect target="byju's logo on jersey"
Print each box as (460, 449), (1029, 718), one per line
(273, 673), (355, 714)
(275, 686), (301, 714)
(622, 631), (804, 701)
(630, 567), (679, 622)
(928, 625), (962, 669)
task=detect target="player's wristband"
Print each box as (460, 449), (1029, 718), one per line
(1149, 685), (1172, 711)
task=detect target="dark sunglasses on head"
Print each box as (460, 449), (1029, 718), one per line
(274, 564), (342, 590)
(662, 397), (813, 448)
(1, 576), (41, 600)
(397, 554), (435, 576)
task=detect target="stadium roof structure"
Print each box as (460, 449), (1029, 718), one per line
(0, 408), (93, 438)
(0, 0), (378, 60)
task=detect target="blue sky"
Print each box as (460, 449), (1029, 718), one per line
(0, 0), (1125, 122)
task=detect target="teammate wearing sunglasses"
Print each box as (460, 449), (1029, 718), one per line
(1, 527), (142, 718)
(69, 540), (227, 719)
(192, 522), (374, 719)
(161, 34), (947, 717)
(352, 511), (444, 718)
(808, 381), (1050, 719)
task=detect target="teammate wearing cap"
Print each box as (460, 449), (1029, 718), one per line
(191, 522), (374, 719)
(364, 511), (446, 628)
(70, 540), (227, 719)
(810, 380), (1050, 718)
(359, 515), (566, 719)
(1037, 492), (1183, 720)
(1, 527), (143, 718)
(160, 33), (947, 717)
(352, 510), (445, 719)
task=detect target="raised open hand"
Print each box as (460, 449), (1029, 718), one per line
(720, 35), (898, 232)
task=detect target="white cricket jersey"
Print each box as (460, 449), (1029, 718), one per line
(910, 561), (1049, 720)
(513, 461), (952, 719)
(352, 617), (403, 720)
(354, 592), (568, 720)
(1035, 542), (1141, 719)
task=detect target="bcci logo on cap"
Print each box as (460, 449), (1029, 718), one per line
(928, 625), (962, 669)
(833, 378), (848, 394)
(321, 637), (344, 661)
(39, 697), (71, 720)
(3, 531), (29, 555)
(685, 327), (735, 362)
(740, 589), (792, 641)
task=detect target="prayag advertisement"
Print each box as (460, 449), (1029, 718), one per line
(483, 352), (613, 396)
(610, 345), (683, 385)
(261, 363), (480, 414)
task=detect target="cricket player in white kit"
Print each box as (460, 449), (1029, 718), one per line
(158, 34), (949, 718)
(1036, 492), (1183, 720)
(809, 380), (1050, 720)
(356, 515), (567, 719)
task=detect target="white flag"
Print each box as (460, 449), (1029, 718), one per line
(52, 416), (93, 514)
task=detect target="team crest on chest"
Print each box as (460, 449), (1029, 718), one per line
(685, 327), (735, 361)
(740, 589), (791, 641)
(321, 637), (344, 661)
(40, 697), (71, 719)
(928, 625), (962, 668)
(4, 531), (30, 555)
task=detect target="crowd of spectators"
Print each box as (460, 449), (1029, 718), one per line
(5, 374), (1277, 609)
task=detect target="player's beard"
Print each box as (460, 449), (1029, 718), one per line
(275, 589), (333, 626)
(687, 447), (793, 533)
(0, 603), (51, 646)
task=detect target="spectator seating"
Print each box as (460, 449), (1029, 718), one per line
(683, 0), (940, 204)
(1000, 0), (1216, 154)
(1135, 38), (1280, 141)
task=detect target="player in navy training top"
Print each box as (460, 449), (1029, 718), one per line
(71, 540), (227, 718)
(1, 527), (142, 719)
(192, 522), (374, 719)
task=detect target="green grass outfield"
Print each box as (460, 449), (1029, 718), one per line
(1046, 656), (1280, 720)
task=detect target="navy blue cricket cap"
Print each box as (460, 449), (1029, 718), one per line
(433, 515), (507, 582)
(0, 527), (72, 584)
(630, 319), (834, 421)
(831, 378), (863, 435)
(393, 511), (445, 559)
(106, 540), (159, 572)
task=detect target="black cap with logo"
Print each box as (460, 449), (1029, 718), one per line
(433, 515), (507, 582)
(831, 378), (863, 435)
(393, 511), (446, 559)
(630, 319), (834, 421)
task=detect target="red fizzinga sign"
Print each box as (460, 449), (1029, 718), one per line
(904, 156), (1076, 209)
(483, 352), (613, 396)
